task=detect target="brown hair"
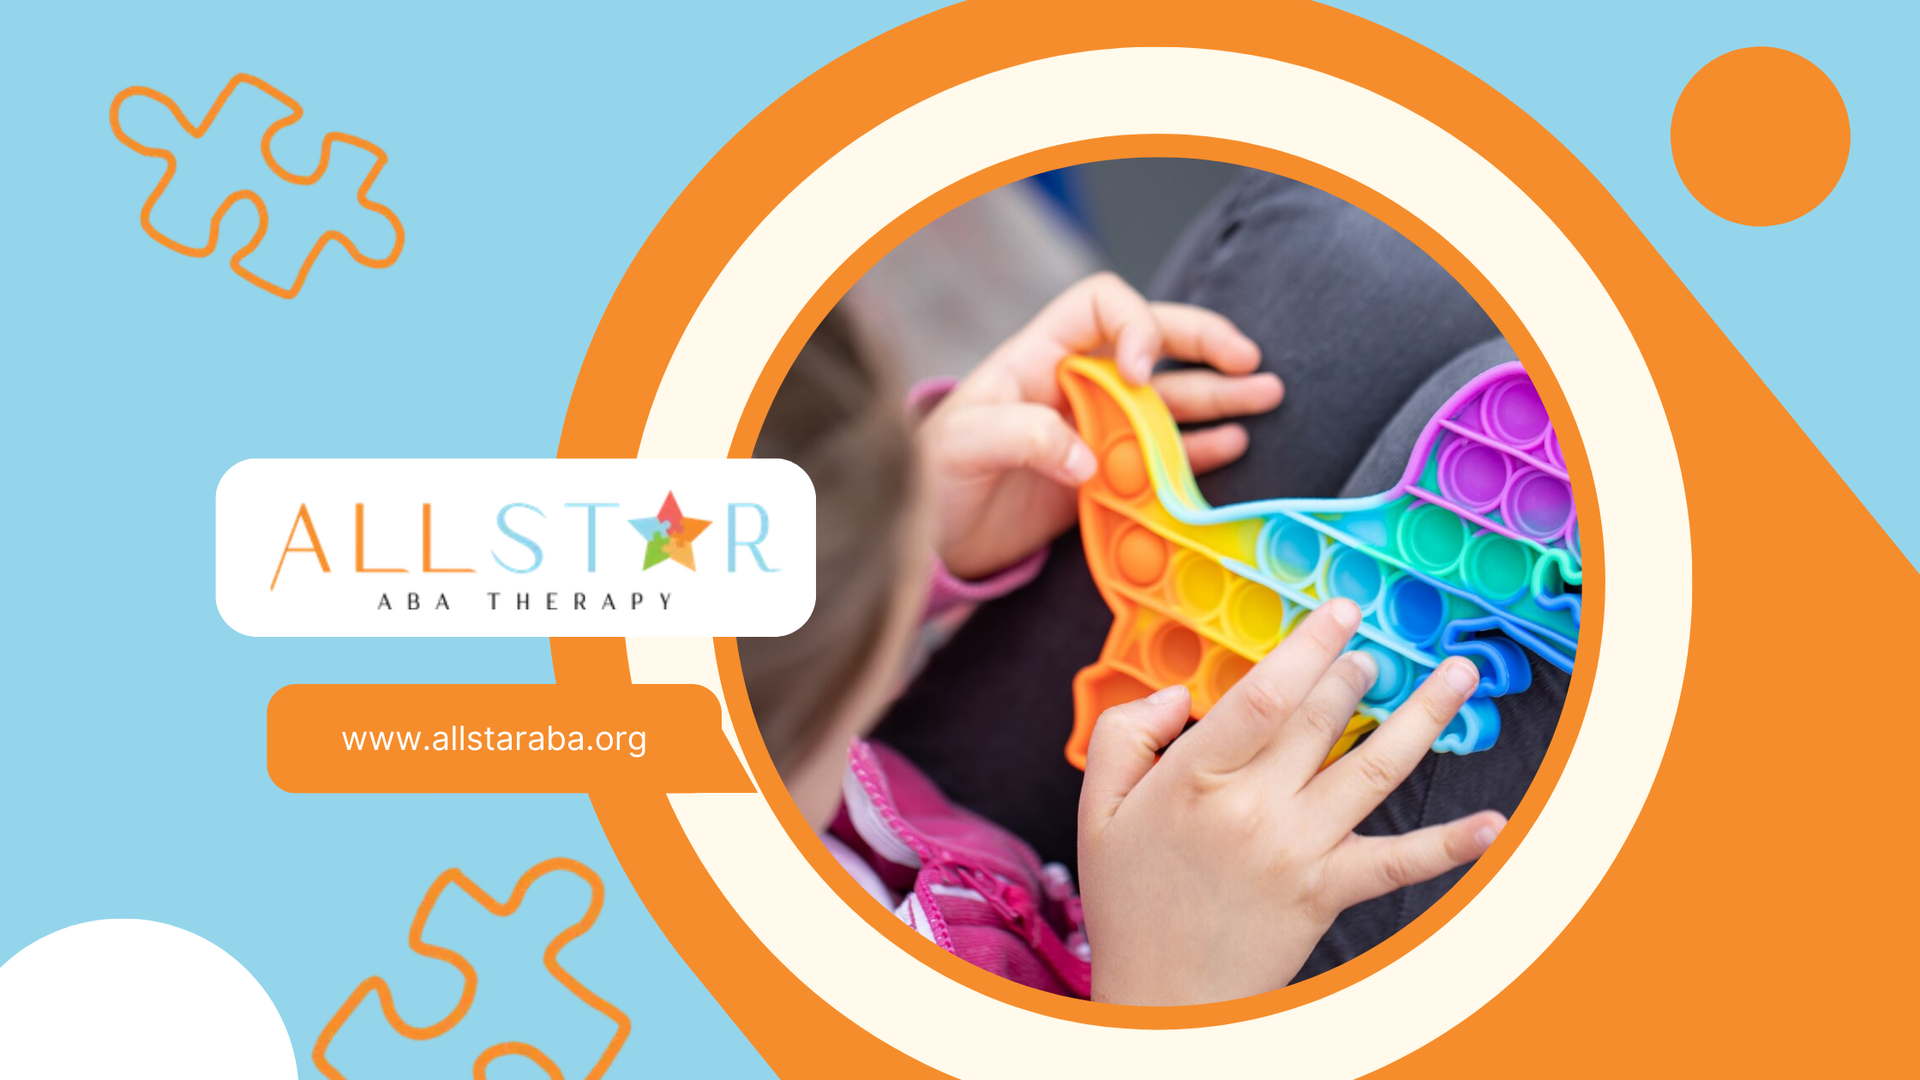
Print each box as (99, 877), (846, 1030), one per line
(740, 306), (916, 771)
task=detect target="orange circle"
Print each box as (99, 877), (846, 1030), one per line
(1670, 47), (1849, 226)
(1114, 524), (1169, 586)
(1205, 648), (1256, 702)
(1147, 621), (1204, 682)
(1101, 436), (1148, 497)
(548, 0), (1630, 1067)
(567, 129), (1603, 1044)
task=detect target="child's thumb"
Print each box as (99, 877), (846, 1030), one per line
(936, 402), (1095, 486)
(1079, 684), (1193, 832)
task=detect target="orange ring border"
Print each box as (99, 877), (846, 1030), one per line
(707, 135), (1599, 1029)
(547, 1), (1659, 1072)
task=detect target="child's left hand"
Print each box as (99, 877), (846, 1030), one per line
(918, 272), (1281, 580)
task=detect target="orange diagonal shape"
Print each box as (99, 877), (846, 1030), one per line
(311, 857), (631, 1080)
(107, 72), (405, 299)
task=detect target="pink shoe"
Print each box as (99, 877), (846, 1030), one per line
(832, 739), (1092, 998)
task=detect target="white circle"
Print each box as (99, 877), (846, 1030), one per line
(628, 47), (1690, 1077)
(0, 919), (297, 1078)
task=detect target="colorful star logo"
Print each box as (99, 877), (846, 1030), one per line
(628, 492), (710, 570)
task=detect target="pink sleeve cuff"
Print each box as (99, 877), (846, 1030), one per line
(906, 375), (960, 420)
(909, 375), (1048, 621)
(925, 549), (1047, 622)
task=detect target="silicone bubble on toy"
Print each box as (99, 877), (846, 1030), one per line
(1058, 357), (1581, 770)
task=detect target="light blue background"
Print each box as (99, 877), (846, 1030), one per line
(0, 2), (1908, 1077)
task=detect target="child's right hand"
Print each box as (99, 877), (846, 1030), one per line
(1077, 598), (1506, 1006)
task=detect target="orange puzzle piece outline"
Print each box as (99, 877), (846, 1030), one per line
(312, 857), (631, 1080)
(108, 72), (405, 299)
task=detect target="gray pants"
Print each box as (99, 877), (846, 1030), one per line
(874, 170), (1570, 981)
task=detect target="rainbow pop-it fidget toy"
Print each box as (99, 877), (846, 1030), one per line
(1058, 357), (1583, 770)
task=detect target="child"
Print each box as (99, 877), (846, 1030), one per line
(742, 272), (1505, 1006)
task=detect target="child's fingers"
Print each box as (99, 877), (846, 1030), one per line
(1259, 649), (1377, 788)
(1319, 811), (1506, 911)
(997, 272), (1163, 388)
(930, 402), (1096, 486)
(968, 273), (1158, 402)
(979, 276), (1258, 397)
(1309, 658), (1481, 831)
(1080, 685), (1194, 834)
(1154, 370), (1284, 423)
(1179, 601), (1361, 772)
(1146, 302), (1263, 375)
(1182, 423), (1250, 474)
(1078, 273), (1163, 385)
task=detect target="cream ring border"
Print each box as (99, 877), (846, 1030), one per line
(628, 47), (1690, 1079)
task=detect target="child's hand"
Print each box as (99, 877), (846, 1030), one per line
(918, 272), (1280, 580)
(1077, 599), (1506, 1006)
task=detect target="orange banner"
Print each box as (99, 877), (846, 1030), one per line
(268, 683), (751, 795)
